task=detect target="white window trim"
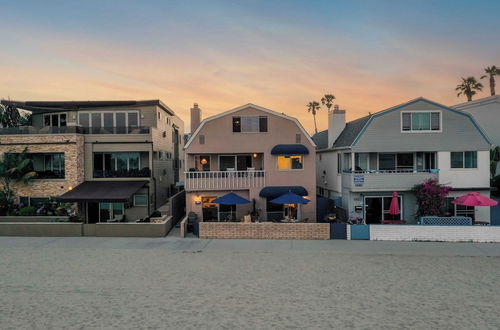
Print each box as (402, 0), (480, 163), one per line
(450, 151), (478, 170)
(133, 194), (148, 207)
(400, 110), (442, 133)
(43, 112), (68, 127)
(276, 155), (304, 171)
(77, 111), (140, 128)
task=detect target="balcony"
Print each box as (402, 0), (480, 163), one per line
(93, 168), (151, 178)
(0, 126), (150, 135)
(342, 169), (439, 192)
(185, 170), (265, 191)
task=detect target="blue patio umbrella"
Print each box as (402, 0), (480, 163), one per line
(270, 192), (310, 220)
(213, 192), (251, 221)
(270, 192), (310, 205)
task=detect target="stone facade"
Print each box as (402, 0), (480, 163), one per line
(0, 134), (85, 199)
(199, 222), (330, 240)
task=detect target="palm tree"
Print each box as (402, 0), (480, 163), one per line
(481, 66), (500, 96)
(491, 146), (500, 178)
(455, 77), (483, 102)
(320, 94), (336, 111)
(307, 101), (321, 134)
(0, 148), (37, 215)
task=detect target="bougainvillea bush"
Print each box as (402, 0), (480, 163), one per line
(412, 178), (452, 217)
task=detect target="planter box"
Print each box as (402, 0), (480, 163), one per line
(0, 216), (71, 223)
(350, 225), (370, 240)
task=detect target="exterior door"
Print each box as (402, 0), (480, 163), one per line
(365, 197), (383, 224)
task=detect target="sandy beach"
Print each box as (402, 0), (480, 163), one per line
(0, 237), (499, 329)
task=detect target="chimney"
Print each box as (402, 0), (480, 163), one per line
(190, 103), (201, 133)
(328, 104), (346, 148)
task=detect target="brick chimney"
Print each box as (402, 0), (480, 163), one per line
(190, 103), (201, 133)
(328, 104), (346, 148)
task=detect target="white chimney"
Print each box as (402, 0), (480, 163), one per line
(190, 103), (201, 133)
(328, 104), (346, 148)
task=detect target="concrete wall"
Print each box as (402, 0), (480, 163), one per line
(369, 224), (500, 242)
(0, 222), (83, 236)
(437, 151), (490, 189)
(199, 222), (330, 240)
(94, 216), (173, 237)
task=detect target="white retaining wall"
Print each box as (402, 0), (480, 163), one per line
(370, 225), (500, 243)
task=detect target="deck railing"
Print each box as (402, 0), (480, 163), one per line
(185, 170), (265, 190)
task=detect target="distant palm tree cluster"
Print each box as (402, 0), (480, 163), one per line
(307, 94), (335, 133)
(456, 65), (500, 102)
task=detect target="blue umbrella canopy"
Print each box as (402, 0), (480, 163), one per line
(270, 192), (310, 205)
(213, 192), (251, 205)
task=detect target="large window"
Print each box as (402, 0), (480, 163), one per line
(194, 155), (211, 171)
(444, 198), (475, 220)
(44, 113), (67, 127)
(232, 116), (268, 132)
(277, 155), (303, 170)
(19, 196), (51, 207)
(99, 203), (124, 222)
(30, 153), (65, 179)
(78, 111), (139, 133)
(133, 194), (148, 206)
(378, 153), (414, 171)
(355, 153), (369, 171)
(451, 151), (477, 169)
(93, 152), (147, 177)
(402, 112), (441, 132)
(219, 155), (253, 171)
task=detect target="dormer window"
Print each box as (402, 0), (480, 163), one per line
(401, 111), (441, 132)
(232, 116), (268, 132)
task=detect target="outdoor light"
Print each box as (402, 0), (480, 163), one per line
(252, 153), (258, 158)
(68, 186), (73, 191)
(201, 158), (208, 165)
(194, 194), (202, 205)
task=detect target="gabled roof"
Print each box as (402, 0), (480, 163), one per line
(1, 99), (175, 115)
(315, 97), (491, 151)
(184, 103), (316, 149)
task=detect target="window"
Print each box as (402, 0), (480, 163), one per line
(277, 155), (303, 170)
(30, 153), (65, 178)
(337, 153), (341, 174)
(232, 116), (268, 132)
(194, 155), (211, 171)
(378, 153), (414, 171)
(77, 111), (139, 133)
(93, 152), (143, 177)
(99, 203), (124, 222)
(444, 197), (475, 220)
(19, 196), (51, 207)
(451, 151), (477, 169)
(219, 155), (253, 171)
(401, 112), (440, 132)
(416, 152), (437, 170)
(355, 153), (369, 171)
(379, 154), (396, 171)
(343, 153), (351, 171)
(134, 194), (148, 206)
(43, 113), (67, 127)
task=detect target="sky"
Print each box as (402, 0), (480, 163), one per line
(1, 0), (499, 133)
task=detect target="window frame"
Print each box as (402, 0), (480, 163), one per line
(232, 116), (268, 133)
(77, 111), (140, 130)
(133, 194), (148, 207)
(450, 151), (478, 169)
(276, 155), (304, 171)
(43, 112), (68, 127)
(401, 111), (442, 133)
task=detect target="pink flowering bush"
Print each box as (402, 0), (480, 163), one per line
(412, 178), (452, 217)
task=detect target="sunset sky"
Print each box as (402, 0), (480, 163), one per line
(1, 0), (499, 133)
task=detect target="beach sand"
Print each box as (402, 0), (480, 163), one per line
(0, 238), (499, 329)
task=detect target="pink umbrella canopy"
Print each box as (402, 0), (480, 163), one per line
(389, 192), (400, 215)
(452, 192), (498, 207)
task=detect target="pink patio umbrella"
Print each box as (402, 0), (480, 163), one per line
(389, 192), (400, 216)
(452, 192), (498, 207)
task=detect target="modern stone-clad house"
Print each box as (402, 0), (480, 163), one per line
(313, 97), (491, 223)
(0, 100), (184, 223)
(184, 104), (317, 222)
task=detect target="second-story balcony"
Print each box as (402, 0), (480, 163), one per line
(93, 168), (151, 178)
(185, 170), (266, 191)
(342, 169), (439, 192)
(0, 126), (150, 135)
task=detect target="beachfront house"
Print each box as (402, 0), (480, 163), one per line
(184, 104), (317, 222)
(313, 98), (491, 224)
(0, 100), (184, 223)
(452, 95), (500, 176)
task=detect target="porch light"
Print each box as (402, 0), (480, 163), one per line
(252, 153), (258, 158)
(200, 158), (208, 165)
(68, 186), (73, 191)
(194, 195), (202, 205)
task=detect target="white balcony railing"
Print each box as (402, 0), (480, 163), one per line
(185, 170), (265, 191)
(342, 169), (439, 191)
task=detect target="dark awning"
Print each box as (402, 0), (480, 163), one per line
(57, 181), (148, 202)
(270, 144), (309, 155)
(259, 186), (308, 198)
